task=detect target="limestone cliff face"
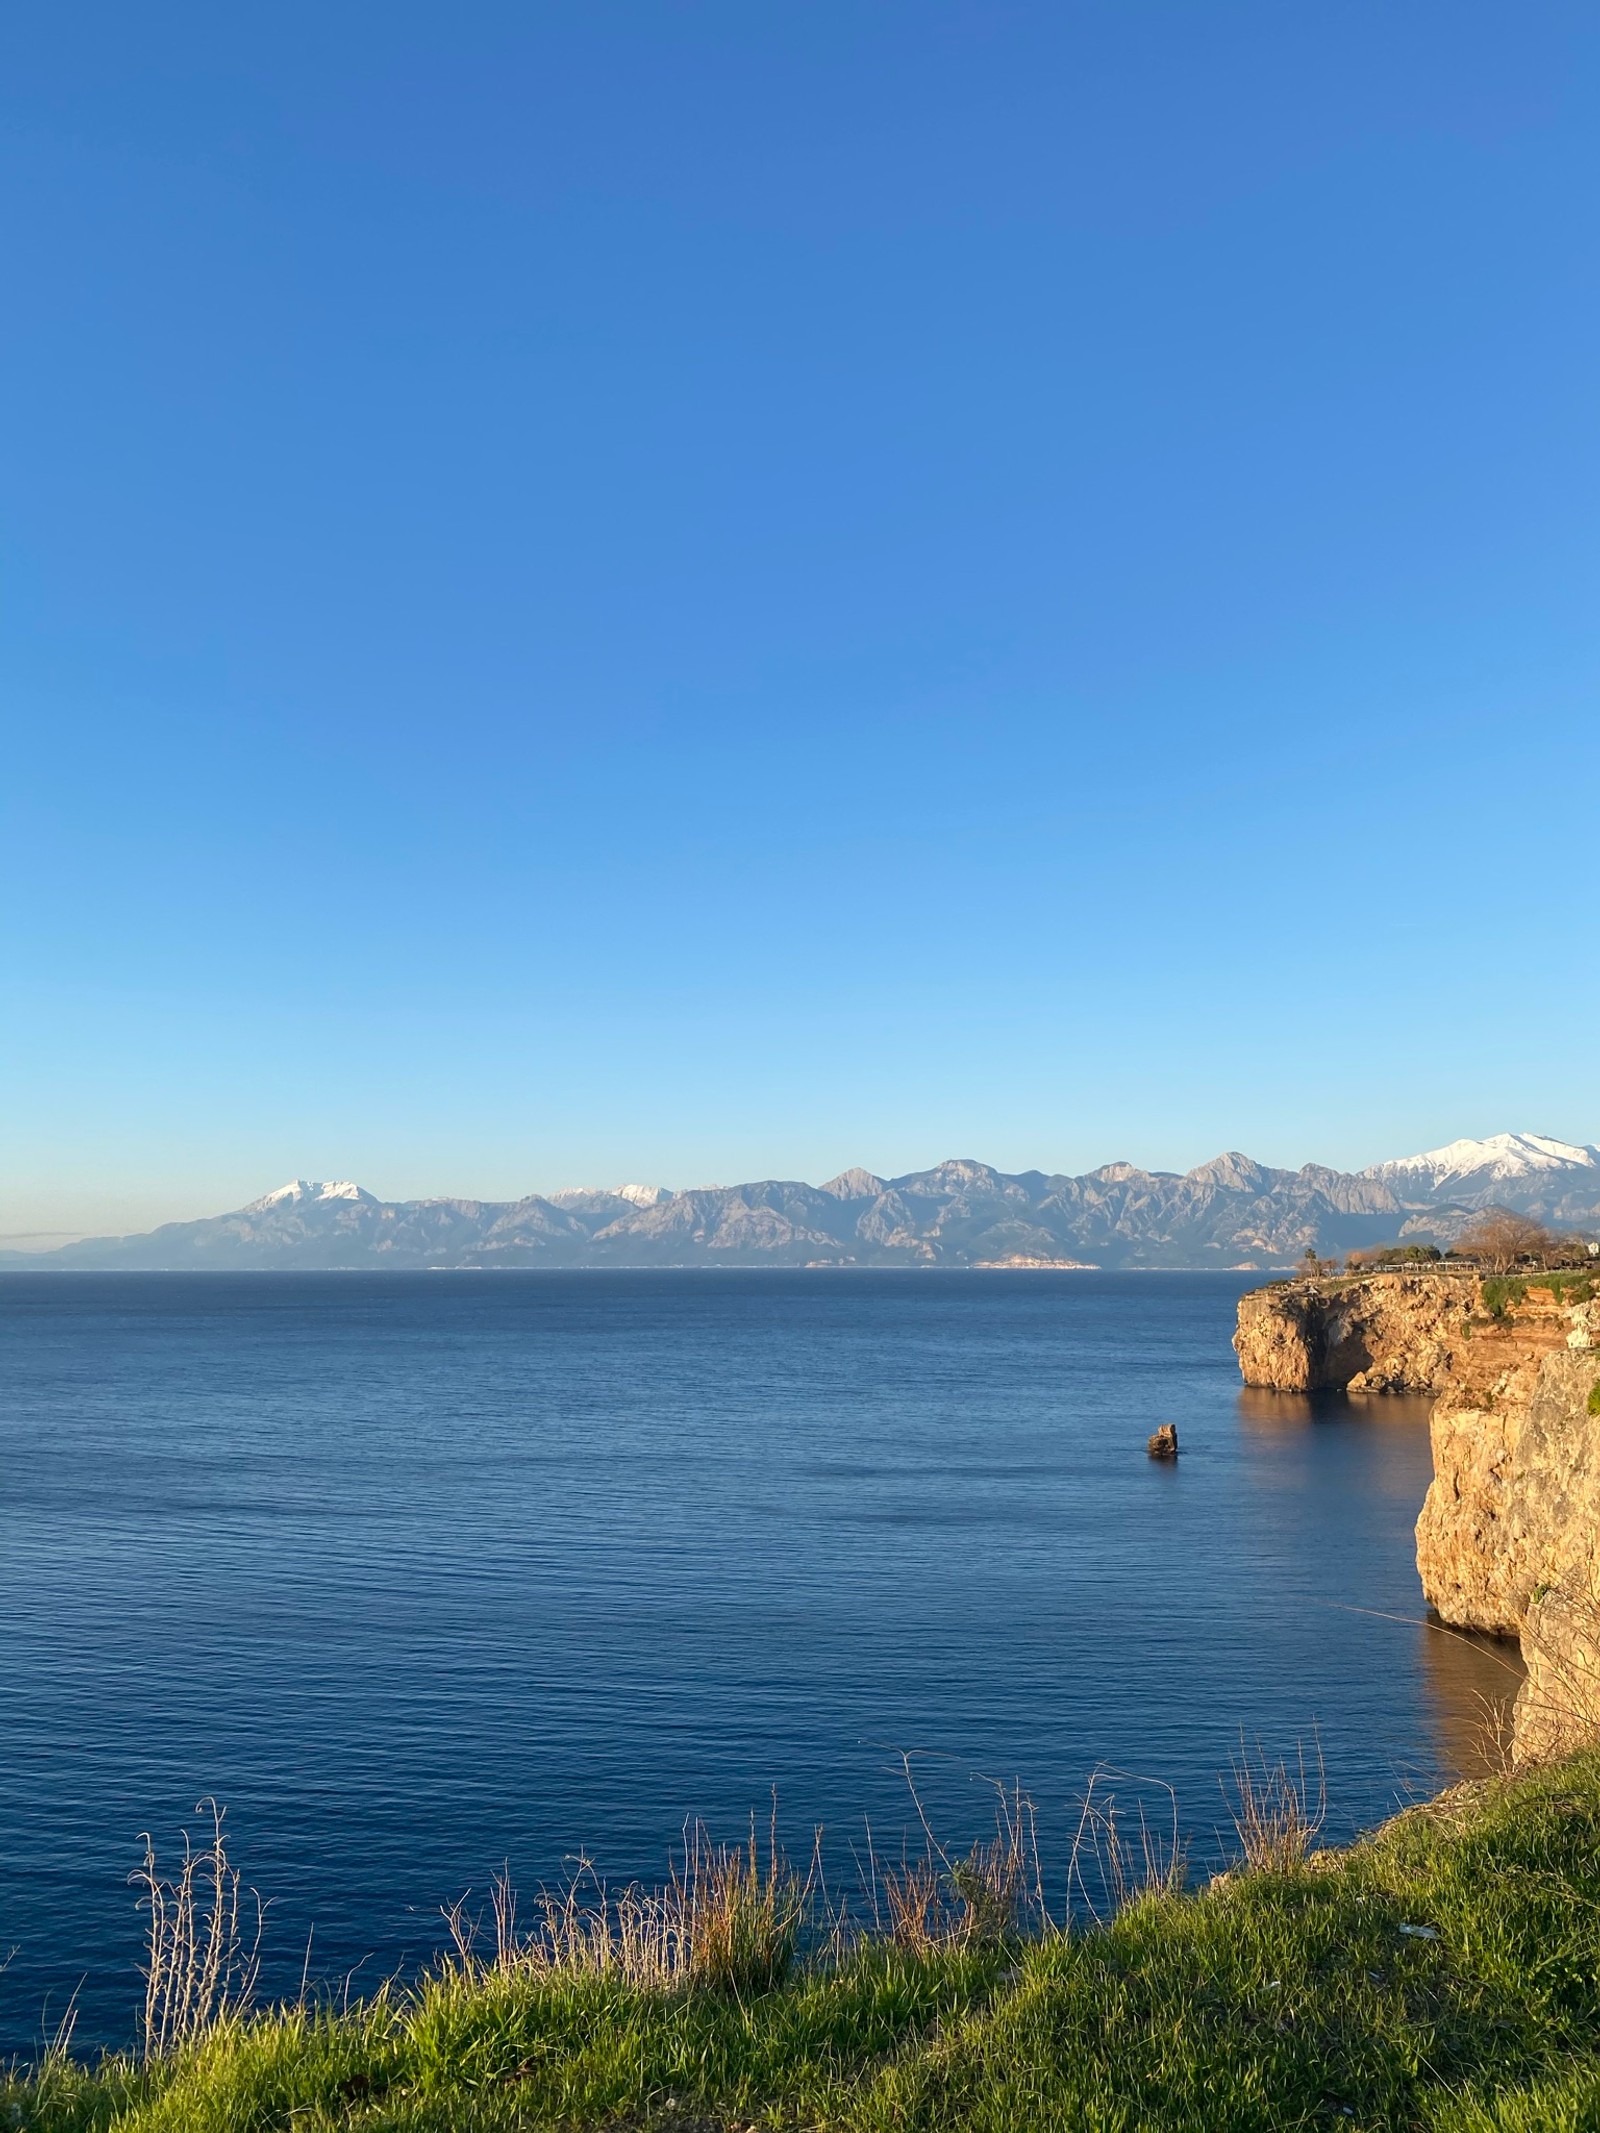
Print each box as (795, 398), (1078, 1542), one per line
(1236, 1272), (1600, 1763)
(1413, 1394), (1526, 1632)
(1479, 1345), (1600, 1761)
(1232, 1272), (1472, 1393)
(1417, 1335), (1600, 1760)
(1413, 1312), (1576, 1632)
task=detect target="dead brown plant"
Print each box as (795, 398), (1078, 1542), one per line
(888, 1756), (1050, 1946)
(1066, 1768), (1186, 1921)
(131, 1799), (262, 2060)
(876, 1858), (946, 1955)
(443, 1807), (813, 1993)
(1223, 1737), (1327, 1873)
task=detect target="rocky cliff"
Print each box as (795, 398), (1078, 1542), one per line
(1414, 1310), (1600, 1760)
(1236, 1271), (1600, 1762)
(1233, 1271), (1474, 1393)
(1412, 1298), (1580, 1631)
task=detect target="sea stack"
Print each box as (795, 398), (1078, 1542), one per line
(1147, 1423), (1179, 1460)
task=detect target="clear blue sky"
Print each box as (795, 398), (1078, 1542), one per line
(4, 2), (1598, 1237)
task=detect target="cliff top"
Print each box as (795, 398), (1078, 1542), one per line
(1235, 1265), (1598, 1395)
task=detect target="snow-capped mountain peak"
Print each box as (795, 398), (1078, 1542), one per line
(247, 1179), (373, 1211)
(1361, 1133), (1600, 1218)
(1366, 1132), (1599, 1188)
(545, 1183), (671, 1210)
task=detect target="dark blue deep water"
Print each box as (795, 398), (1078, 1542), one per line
(0, 1271), (1515, 2051)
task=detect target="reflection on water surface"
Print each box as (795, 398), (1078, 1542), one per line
(1236, 1383), (1522, 1779)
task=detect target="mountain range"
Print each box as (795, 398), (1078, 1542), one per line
(6, 1132), (1598, 1273)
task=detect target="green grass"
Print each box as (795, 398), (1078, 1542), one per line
(11, 1753), (1600, 2131)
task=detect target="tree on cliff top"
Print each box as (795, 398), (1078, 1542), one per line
(1453, 1209), (1558, 1274)
(1347, 1243), (1443, 1271)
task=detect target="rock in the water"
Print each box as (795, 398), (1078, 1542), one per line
(1147, 1423), (1179, 1460)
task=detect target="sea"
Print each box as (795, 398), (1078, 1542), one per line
(0, 1269), (1518, 2052)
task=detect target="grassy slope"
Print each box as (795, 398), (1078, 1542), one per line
(9, 1751), (1600, 2133)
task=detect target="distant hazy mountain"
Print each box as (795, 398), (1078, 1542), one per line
(0, 1133), (1570, 1272)
(6, 1132), (1593, 1274)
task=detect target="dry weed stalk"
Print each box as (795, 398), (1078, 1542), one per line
(675, 1813), (811, 1991)
(1066, 1768), (1185, 1921)
(1466, 1684), (1520, 1778)
(946, 1787), (1045, 1944)
(859, 1758), (1049, 1950)
(877, 1858), (946, 1955)
(132, 1799), (262, 2060)
(1224, 1736), (1326, 1873)
(443, 1807), (813, 1993)
(1329, 1602), (1526, 1779)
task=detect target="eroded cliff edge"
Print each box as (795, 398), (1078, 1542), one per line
(1234, 1270), (1471, 1393)
(1235, 1270), (1600, 1761)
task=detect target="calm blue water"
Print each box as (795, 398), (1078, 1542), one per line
(0, 1270), (1513, 2051)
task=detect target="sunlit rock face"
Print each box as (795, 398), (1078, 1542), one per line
(1235, 1270), (1600, 1764)
(1469, 1345), (1600, 1762)
(1232, 1271), (1467, 1395)
(1414, 1301), (1586, 1636)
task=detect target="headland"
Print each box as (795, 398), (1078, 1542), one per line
(1236, 1264), (1600, 1763)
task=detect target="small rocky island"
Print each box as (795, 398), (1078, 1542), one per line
(1236, 1265), (1600, 1763)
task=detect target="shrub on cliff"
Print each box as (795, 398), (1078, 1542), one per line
(1480, 1270), (1595, 1319)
